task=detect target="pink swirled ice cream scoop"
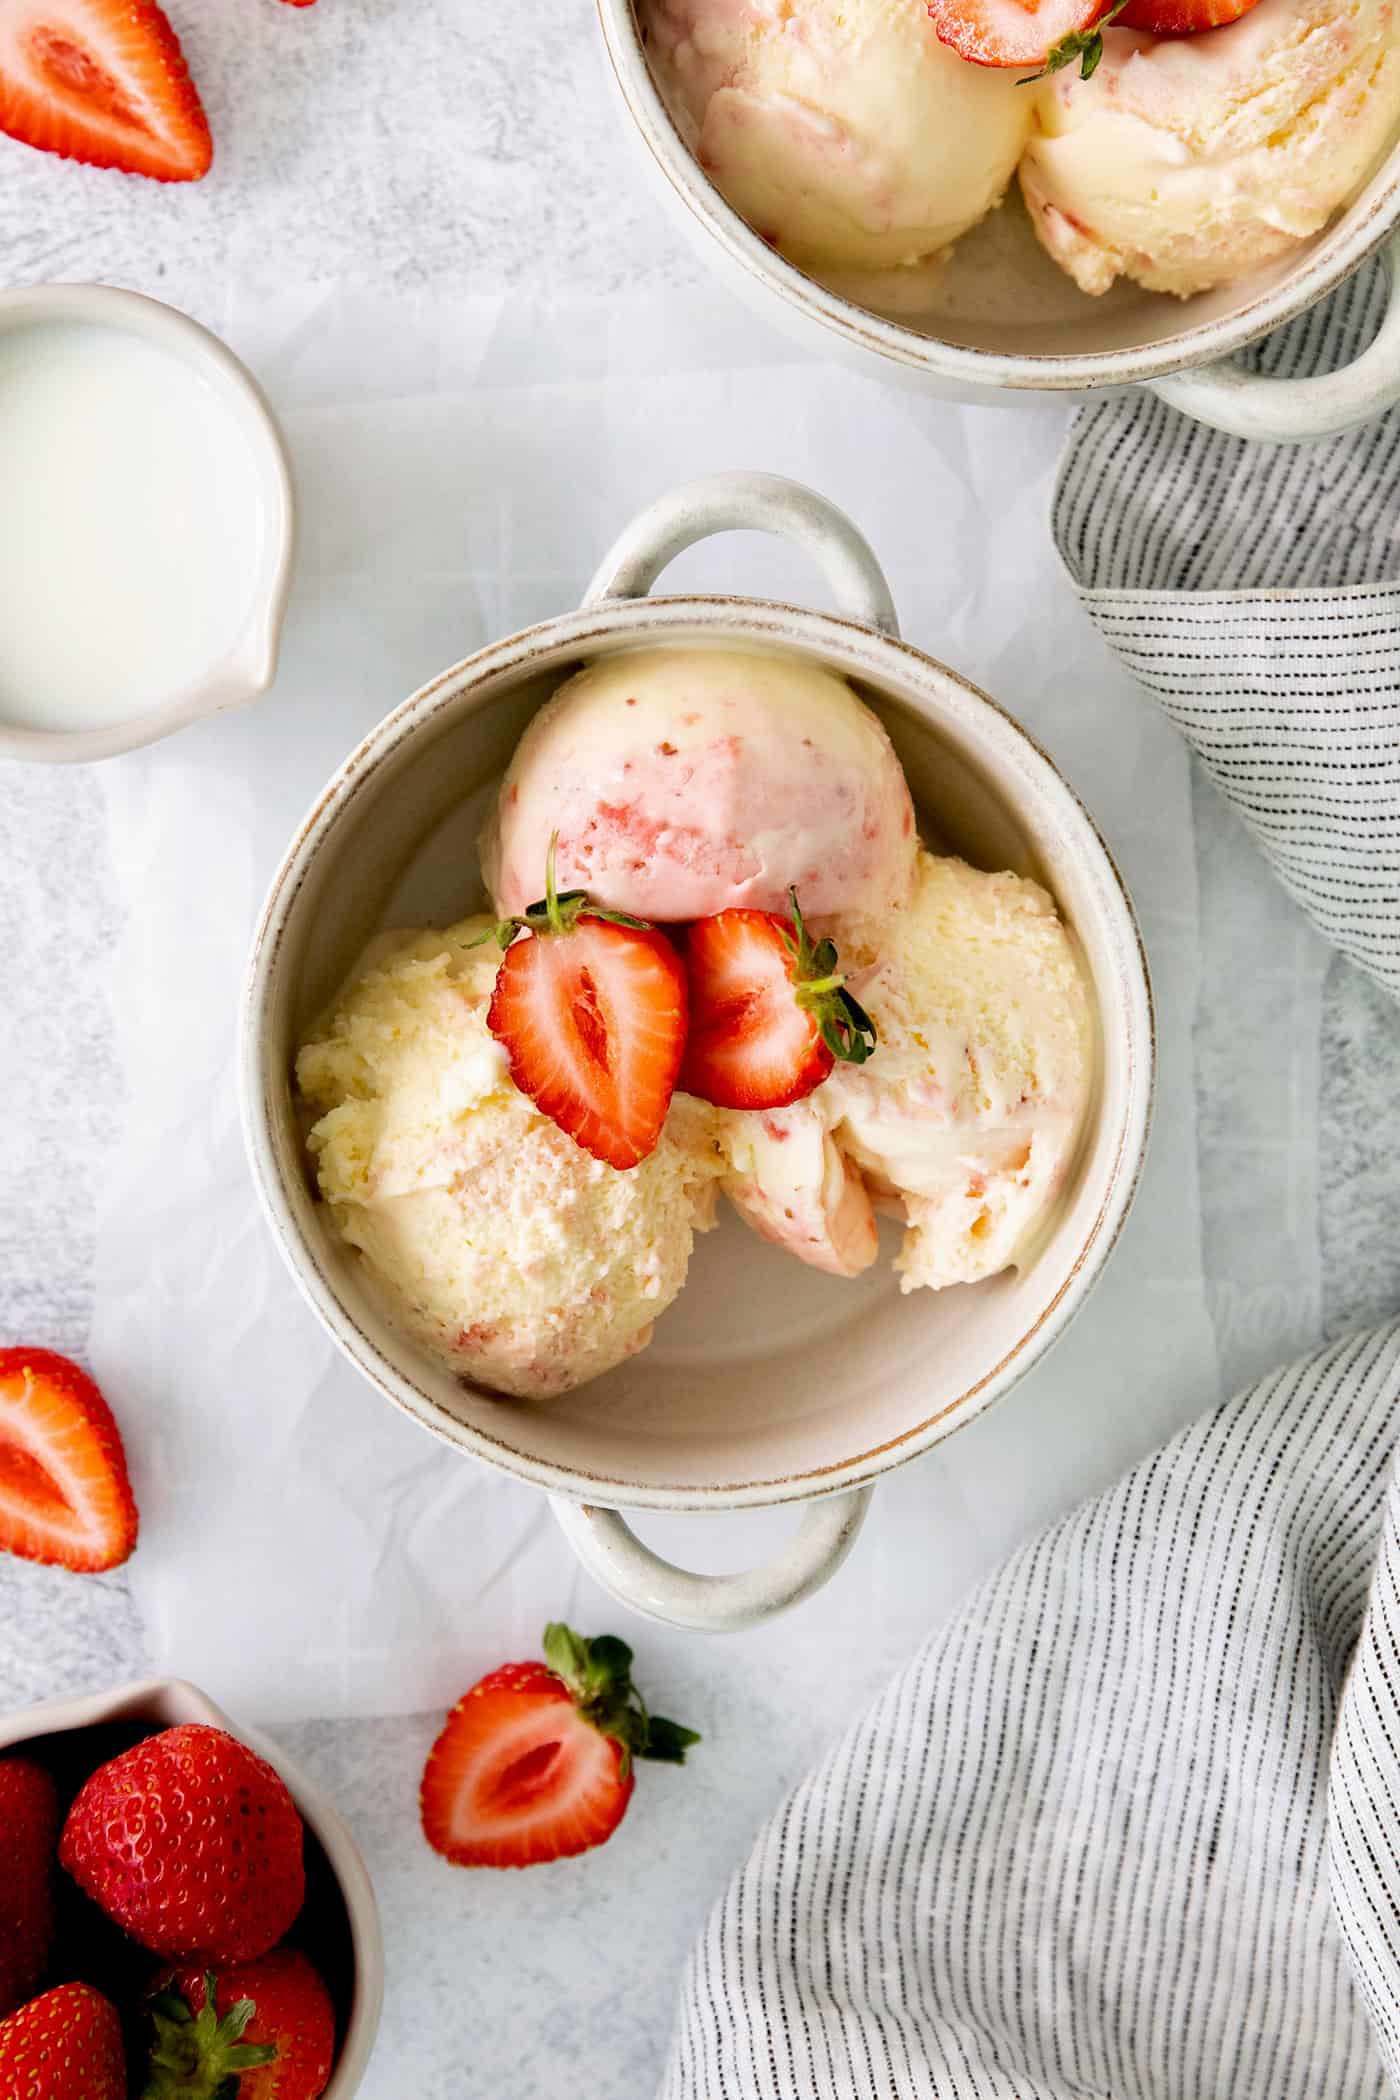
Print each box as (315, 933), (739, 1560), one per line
(480, 645), (919, 925)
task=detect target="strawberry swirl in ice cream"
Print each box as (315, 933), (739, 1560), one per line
(481, 647), (918, 924)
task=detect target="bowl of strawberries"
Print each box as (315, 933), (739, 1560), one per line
(0, 1676), (382, 2100)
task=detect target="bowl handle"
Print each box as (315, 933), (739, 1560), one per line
(550, 1488), (874, 1632)
(582, 471), (900, 636)
(1144, 232), (1400, 445)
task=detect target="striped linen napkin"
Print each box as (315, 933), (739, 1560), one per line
(662, 1323), (1400, 2099)
(1055, 252), (1400, 998)
(662, 264), (1400, 2098)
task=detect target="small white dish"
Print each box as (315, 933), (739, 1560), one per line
(0, 285), (295, 765)
(0, 1675), (382, 2099)
(597, 0), (1400, 443)
(242, 471), (1154, 1633)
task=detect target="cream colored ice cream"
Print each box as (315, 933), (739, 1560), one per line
(1020, 0), (1400, 299)
(642, 0), (1034, 273)
(296, 919), (724, 1399)
(719, 1093), (881, 1277)
(719, 850), (1093, 1290)
(482, 646), (918, 925)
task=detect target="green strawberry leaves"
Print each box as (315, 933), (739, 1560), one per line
(785, 890), (878, 1068)
(141, 1977), (276, 2100)
(1022, 0), (1131, 81)
(473, 834), (653, 951)
(542, 1623), (701, 1776)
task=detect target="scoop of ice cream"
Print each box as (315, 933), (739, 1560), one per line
(642, 0), (1034, 272)
(826, 851), (1094, 1289)
(717, 850), (1093, 1289)
(1019, 0), (1400, 299)
(296, 919), (724, 1399)
(482, 646), (918, 925)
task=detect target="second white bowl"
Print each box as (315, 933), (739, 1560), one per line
(597, 0), (1400, 443)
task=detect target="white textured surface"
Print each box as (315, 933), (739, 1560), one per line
(0, 5), (1390, 2096)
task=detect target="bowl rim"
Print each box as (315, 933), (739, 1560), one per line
(0, 1675), (384, 2100)
(594, 0), (1400, 390)
(242, 592), (1156, 1512)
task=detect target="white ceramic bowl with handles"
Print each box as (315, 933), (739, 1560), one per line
(242, 472), (1154, 1633)
(0, 1676), (383, 2098)
(597, 0), (1400, 444)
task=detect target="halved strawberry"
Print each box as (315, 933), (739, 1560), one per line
(0, 1348), (138, 1573)
(1115, 0), (1260, 30)
(421, 1624), (698, 1870)
(927, 0), (1115, 69)
(679, 891), (876, 1112)
(0, 0), (212, 182)
(483, 847), (688, 1172)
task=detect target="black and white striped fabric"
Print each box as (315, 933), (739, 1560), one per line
(1055, 253), (1400, 998)
(662, 1322), (1400, 2099)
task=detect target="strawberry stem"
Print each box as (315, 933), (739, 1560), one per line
(542, 835), (567, 936)
(140, 1977), (277, 2100)
(786, 890), (878, 1068)
(1021, 0), (1131, 82)
(471, 833), (656, 950)
(542, 1623), (700, 1775)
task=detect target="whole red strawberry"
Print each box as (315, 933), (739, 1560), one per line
(0, 1757), (59, 2019)
(145, 1951), (335, 2100)
(59, 1725), (305, 1963)
(421, 1623), (699, 1869)
(0, 1982), (125, 2100)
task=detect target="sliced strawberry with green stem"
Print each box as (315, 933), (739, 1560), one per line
(680, 890), (876, 1112)
(482, 841), (688, 1171)
(1009, 0), (1253, 84)
(421, 1623), (699, 1870)
(927, 0), (1116, 71)
(0, 0), (211, 181)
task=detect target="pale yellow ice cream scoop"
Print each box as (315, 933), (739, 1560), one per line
(1020, 0), (1400, 298)
(826, 852), (1093, 1291)
(296, 921), (724, 1399)
(642, 0), (1034, 272)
